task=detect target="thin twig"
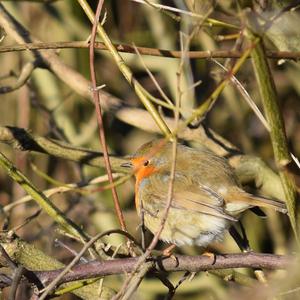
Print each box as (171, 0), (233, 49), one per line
(10, 209), (41, 232)
(130, 0), (239, 29)
(210, 58), (270, 130)
(0, 61), (36, 94)
(183, 39), (258, 127)
(3, 174), (121, 213)
(0, 41), (300, 60)
(77, 0), (172, 137)
(114, 16), (201, 299)
(133, 44), (173, 106)
(112, 137), (177, 300)
(114, 93), (180, 299)
(38, 229), (139, 299)
(54, 239), (88, 263)
(8, 266), (24, 300)
(89, 0), (126, 232)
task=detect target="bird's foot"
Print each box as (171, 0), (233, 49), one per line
(161, 244), (179, 266)
(202, 251), (216, 264)
(162, 244), (176, 257)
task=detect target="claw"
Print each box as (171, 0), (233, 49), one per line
(162, 244), (179, 266)
(202, 251), (216, 264)
(162, 244), (176, 257)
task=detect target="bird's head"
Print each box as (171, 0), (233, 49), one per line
(120, 139), (171, 181)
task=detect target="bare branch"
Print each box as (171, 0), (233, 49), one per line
(37, 252), (293, 286)
(1, 41), (300, 60)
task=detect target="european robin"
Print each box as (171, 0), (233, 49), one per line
(121, 140), (287, 247)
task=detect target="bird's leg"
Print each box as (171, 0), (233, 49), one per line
(238, 220), (251, 251)
(229, 221), (251, 252)
(229, 226), (247, 252)
(139, 207), (146, 251)
(231, 222), (268, 283)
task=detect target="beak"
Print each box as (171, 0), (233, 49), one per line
(120, 161), (133, 169)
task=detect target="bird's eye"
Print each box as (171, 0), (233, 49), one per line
(143, 160), (150, 166)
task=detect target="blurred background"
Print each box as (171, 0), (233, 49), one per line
(0, 1), (299, 299)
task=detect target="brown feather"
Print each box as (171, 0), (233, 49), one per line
(224, 189), (287, 214)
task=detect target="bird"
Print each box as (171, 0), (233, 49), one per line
(121, 139), (287, 248)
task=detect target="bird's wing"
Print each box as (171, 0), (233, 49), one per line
(141, 170), (237, 221)
(171, 187), (237, 221)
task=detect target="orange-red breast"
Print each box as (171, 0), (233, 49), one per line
(121, 140), (287, 247)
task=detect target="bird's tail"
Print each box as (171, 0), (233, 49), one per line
(225, 189), (287, 214)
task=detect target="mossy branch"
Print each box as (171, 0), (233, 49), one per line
(246, 28), (299, 241)
(0, 151), (89, 242)
(0, 126), (127, 172)
(0, 236), (115, 299)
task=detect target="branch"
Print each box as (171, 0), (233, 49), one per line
(0, 151), (88, 242)
(77, 0), (172, 137)
(0, 2), (290, 205)
(36, 252), (293, 286)
(0, 126), (127, 172)
(0, 235), (115, 299)
(0, 124), (287, 202)
(0, 61), (36, 94)
(246, 22), (299, 241)
(1, 41), (300, 60)
(0, 3), (120, 110)
(87, 0), (127, 234)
